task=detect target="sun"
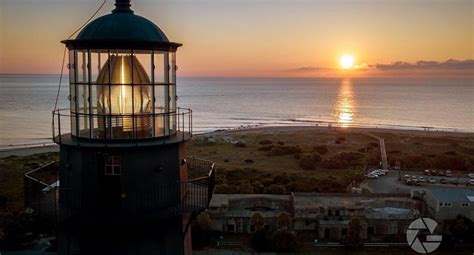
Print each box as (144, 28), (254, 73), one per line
(340, 54), (355, 69)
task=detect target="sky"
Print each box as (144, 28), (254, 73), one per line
(0, 0), (473, 77)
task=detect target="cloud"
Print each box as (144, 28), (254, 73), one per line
(375, 59), (474, 70)
(293, 66), (325, 72)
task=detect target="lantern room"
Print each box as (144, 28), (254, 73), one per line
(57, 0), (188, 142)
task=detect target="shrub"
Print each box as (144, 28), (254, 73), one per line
(259, 140), (273, 145)
(263, 184), (286, 194)
(321, 152), (364, 169)
(299, 153), (322, 170)
(277, 141), (285, 145)
(335, 137), (346, 144)
(368, 142), (379, 148)
(267, 145), (302, 156)
(252, 181), (265, 193)
(239, 180), (255, 194)
(245, 159), (254, 163)
(273, 173), (290, 185)
(313, 145), (328, 155)
(215, 184), (237, 193)
(235, 141), (247, 148)
(258, 145), (274, 151)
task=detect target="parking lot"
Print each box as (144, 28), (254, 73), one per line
(366, 170), (474, 193)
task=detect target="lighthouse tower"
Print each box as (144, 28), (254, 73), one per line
(50, 1), (215, 253)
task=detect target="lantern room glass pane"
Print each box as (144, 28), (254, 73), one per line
(78, 115), (91, 138)
(68, 50), (76, 83)
(109, 85), (133, 115)
(91, 85), (110, 114)
(134, 51), (153, 85)
(71, 113), (77, 137)
(111, 116), (133, 139)
(135, 115), (153, 139)
(90, 51), (109, 83)
(169, 84), (176, 133)
(109, 50), (133, 85)
(133, 85), (153, 114)
(70, 84), (76, 112)
(91, 116), (108, 139)
(155, 85), (167, 114)
(170, 52), (176, 84)
(76, 85), (90, 114)
(76, 50), (88, 83)
(154, 114), (164, 137)
(153, 52), (168, 84)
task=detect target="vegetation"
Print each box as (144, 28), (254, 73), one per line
(277, 211), (291, 228)
(191, 212), (212, 249)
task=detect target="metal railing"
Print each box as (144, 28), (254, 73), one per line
(24, 157), (215, 222)
(52, 107), (192, 145)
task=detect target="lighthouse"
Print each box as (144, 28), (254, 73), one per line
(48, 0), (215, 253)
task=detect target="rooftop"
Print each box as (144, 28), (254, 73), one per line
(428, 188), (474, 203)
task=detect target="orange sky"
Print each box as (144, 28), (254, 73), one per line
(0, 0), (473, 77)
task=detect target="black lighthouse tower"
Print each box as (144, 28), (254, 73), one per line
(47, 0), (215, 254)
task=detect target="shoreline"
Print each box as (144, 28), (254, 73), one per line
(1, 124), (473, 158)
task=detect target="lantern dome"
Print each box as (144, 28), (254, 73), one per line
(62, 0), (181, 51)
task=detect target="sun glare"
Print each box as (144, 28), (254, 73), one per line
(340, 54), (355, 69)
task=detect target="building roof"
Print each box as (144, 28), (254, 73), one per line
(209, 194), (291, 208)
(428, 188), (474, 203)
(292, 193), (413, 210)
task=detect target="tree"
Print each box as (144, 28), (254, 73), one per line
(277, 211), (291, 229)
(250, 212), (264, 231)
(345, 216), (364, 250)
(352, 166), (365, 187)
(191, 212), (212, 249)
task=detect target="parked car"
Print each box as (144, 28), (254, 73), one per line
(424, 170), (430, 175)
(371, 170), (384, 176)
(446, 170), (452, 177)
(431, 170), (437, 176)
(429, 179), (436, 184)
(367, 173), (378, 179)
(406, 179), (413, 185)
(468, 173), (474, 179)
(404, 174), (410, 179)
(440, 179), (447, 184)
(418, 176), (424, 182)
(451, 179), (458, 185)
(438, 171), (445, 176)
(469, 179), (474, 186)
(413, 180), (421, 186)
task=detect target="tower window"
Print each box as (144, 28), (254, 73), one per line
(105, 156), (121, 175)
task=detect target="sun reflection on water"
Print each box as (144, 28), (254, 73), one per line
(335, 79), (356, 127)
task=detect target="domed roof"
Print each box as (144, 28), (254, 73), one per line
(62, 0), (181, 51)
(76, 10), (169, 43)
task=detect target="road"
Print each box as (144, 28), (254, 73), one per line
(367, 133), (388, 170)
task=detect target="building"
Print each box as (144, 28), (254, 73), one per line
(208, 193), (419, 242)
(24, 1), (215, 254)
(423, 188), (474, 222)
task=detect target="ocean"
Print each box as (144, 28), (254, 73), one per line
(0, 74), (473, 147)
